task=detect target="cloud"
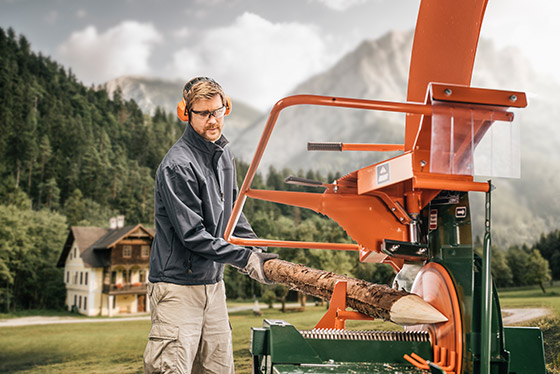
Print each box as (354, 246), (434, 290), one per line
(482, 0), (560, 84)
(44, 10), (58, 24)
(310, 0), (367, 11)
(170, 12), (340, 109)
(172, 27), (190, 39)
(193, 0), (234, 5)
(75, 9), (87, 19)
(57, 21), (161, 84)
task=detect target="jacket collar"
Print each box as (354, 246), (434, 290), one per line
(181, 123), (229, 154)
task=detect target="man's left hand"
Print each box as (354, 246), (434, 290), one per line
(244, 252), (279, 284)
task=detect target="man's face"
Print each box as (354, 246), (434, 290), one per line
(189, 94), (225, 142)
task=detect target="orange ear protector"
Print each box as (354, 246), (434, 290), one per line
(176, 77), (232, 122)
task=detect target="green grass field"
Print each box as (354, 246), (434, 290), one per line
(499, 284), (560, 373)
(1, 285), (559, 373)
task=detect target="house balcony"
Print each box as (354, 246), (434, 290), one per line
(103, 282), (147, 295)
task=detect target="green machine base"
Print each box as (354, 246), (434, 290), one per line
(251, 319), (433, 374)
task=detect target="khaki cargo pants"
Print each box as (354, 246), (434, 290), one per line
(143, 281), (234, 374)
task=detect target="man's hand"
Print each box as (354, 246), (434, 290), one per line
(244, 252), (279, 284)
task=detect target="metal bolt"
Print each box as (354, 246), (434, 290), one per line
(399, 217), (404, 221)
(509, 94), (517, 102)
(390, 245), (400, 252)
(420, 160), (427, 167)
(444, 88), (452, 96)
(391, 207), (396, 211)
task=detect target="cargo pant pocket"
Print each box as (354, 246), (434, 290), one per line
(144, 323), (180, 374)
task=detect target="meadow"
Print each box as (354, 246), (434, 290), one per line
(0, 284), (559, 374)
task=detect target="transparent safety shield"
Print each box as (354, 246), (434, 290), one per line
(430, 102), (520, 178)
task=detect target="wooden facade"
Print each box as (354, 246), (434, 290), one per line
(57, 223), (154, 316)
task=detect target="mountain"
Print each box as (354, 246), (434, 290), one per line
(230, 30), (560, 247)
(470, 39), (560, 246)
(231, 31), (413, 174)
(104, 76), (263, 136)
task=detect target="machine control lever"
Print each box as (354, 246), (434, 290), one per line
(284, 176), (330, 188)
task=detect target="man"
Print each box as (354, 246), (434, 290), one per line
(144, 77), (277, 373)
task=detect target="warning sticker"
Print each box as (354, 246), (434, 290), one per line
(376, 163), (390, 185)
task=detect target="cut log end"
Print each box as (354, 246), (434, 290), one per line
(389, 295), (448, 326)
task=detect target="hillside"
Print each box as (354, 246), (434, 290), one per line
(0, 27), (183, 225)
(232, 31), (413, 174)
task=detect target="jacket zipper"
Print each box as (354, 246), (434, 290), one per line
(212, 154), (225, 202)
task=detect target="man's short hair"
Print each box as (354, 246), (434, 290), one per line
(183, 78), (226, 115)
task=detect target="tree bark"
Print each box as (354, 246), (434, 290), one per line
(264, 259), (408, 322)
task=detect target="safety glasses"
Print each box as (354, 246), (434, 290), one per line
(191, 105), (226, 120)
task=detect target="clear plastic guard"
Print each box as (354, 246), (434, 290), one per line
(430, 103), (520, 178)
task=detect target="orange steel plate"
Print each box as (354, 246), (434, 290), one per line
(430, 83), (527, 108)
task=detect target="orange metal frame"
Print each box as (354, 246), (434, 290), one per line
(314, 281), (376, 330)
(224, 86), (525, 268)
(224, 94), (436, 255)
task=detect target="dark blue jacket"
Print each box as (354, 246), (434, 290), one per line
(148, 124), (256, 285)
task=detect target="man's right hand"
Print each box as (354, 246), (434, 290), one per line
(243, 252), (279, 284)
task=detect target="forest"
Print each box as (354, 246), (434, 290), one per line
(0, 27), (557, 313)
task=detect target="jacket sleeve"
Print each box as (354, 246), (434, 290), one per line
(158, 164), (251, 269)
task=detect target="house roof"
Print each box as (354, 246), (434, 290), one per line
(74, 226), (110, 251)
(90, 224), (153, 250)
(57, 224), (154, 268)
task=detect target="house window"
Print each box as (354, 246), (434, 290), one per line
(74, 248), (77, 258)
(85, 272), (88, 286)
(79, 296), (82, 309)
(139, 270), (145, 283)
(74, 294), (77, 306)
(122, 269), (128, 283)
(123, 245), (132, 258)
(80, 272), (83, 285)
(111, 271), (117, 284)
(141, 245), (149, 258)
(66, 272), (69, 283)
(74, 272), (78, 284)
(84, 297), (87, 310)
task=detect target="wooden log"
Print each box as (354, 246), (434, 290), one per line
(263, 259), (447, 326)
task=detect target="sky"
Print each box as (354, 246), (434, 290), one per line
(1, 0), (558, 110)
